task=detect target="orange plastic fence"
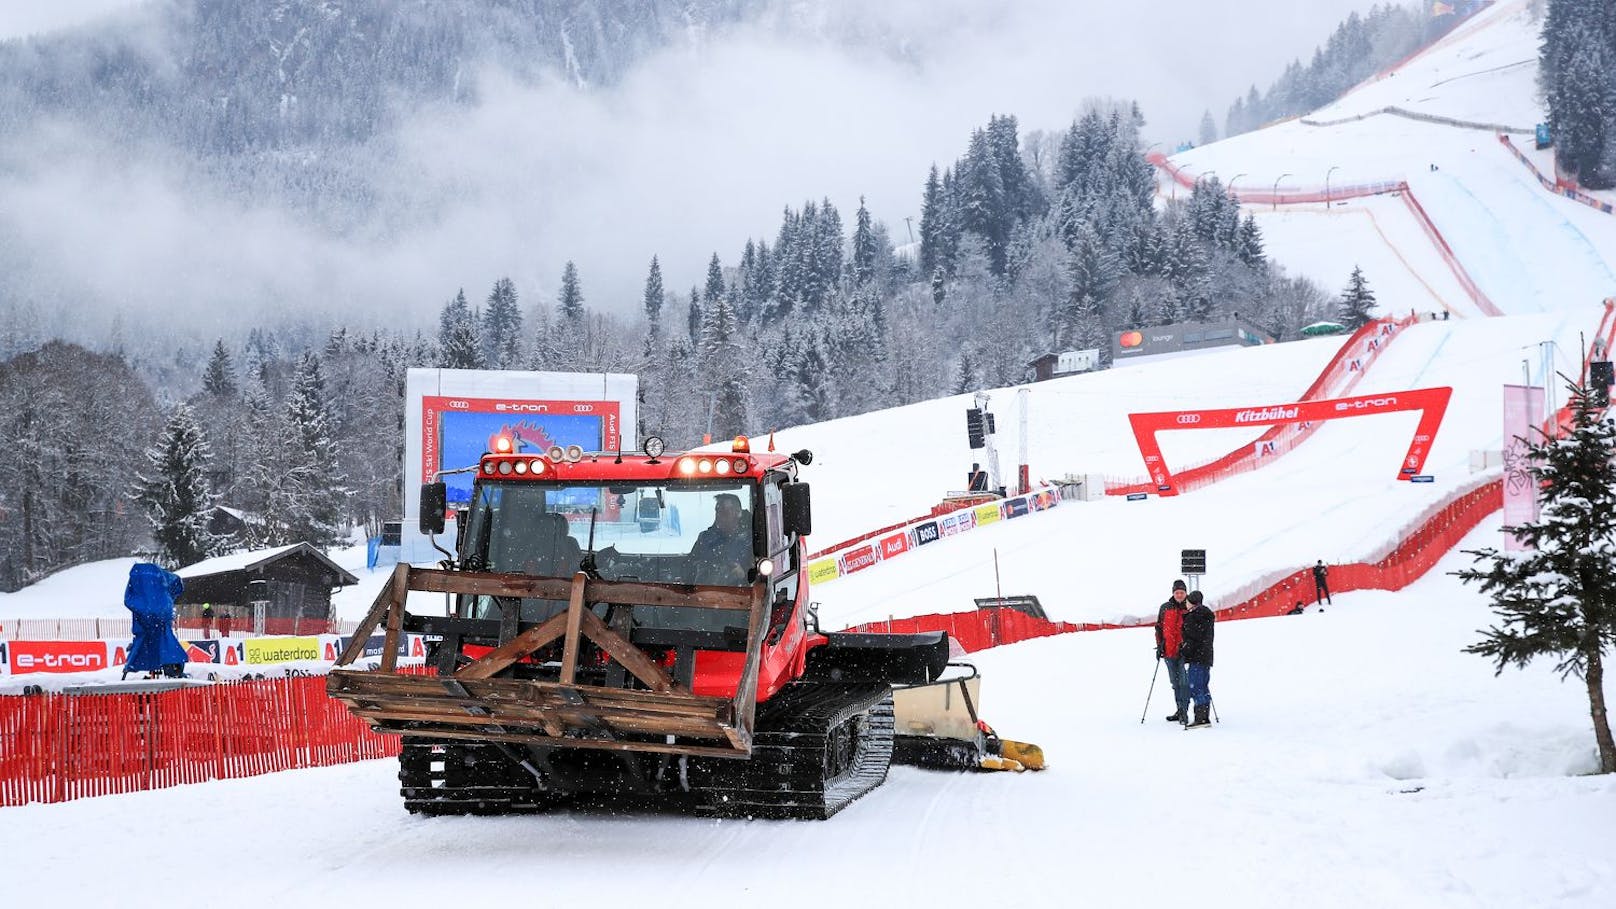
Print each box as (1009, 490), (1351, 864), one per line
(0, 676), (398, 807)
(847, 478), (1504, 650)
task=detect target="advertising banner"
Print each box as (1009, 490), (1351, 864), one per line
(244, 637), (322, 664)
(841, 545), (880, 574)
(941, 510), (975, 537)
(913, 521), (941, 546)
(184, 640), (221, 664)
(1502, 384), (1544, 551)
(807, 558), (842, 585)
(9, 641), (111, 675)
(878, 532), (910, 560)
(973, 504), (1003, 526)
(0, 641), (8, 675)
(1128, 387), (1453, 496)
(1005, 497), (1029, 519)
(336, 633), (410, 660)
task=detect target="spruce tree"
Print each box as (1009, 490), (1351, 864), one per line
(1198, 109), (1218, 145)
(201, 340), (237, 398)
(1453, 379), (1616, 773)
(437, 289), (482, 369)
(919, 165), (946, 280)
(1337, 265), (1377, 328)
(283, 353), (350, 548)
(558, 261), (585, 322)
(134, 403), (220, 568)
(703, 253), (726, 305)
(481, 277), (523, 368)
(643, 255), (665, 334)
(851, 196), (879, 286)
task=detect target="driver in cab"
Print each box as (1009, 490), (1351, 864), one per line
(689, 493), (753, 586)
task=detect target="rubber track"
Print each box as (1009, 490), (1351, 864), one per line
(690, 682), (895, 820)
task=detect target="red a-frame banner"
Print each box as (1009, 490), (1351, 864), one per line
(1128, 387), (1453, 496)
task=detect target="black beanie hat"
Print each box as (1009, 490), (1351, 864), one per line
(1187, 590), (1204, 605)
(1173, 579), (1187, 591)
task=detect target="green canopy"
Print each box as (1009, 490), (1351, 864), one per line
(1300, 321), (1348, 337)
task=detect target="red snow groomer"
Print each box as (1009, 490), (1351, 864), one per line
(327, 436), (1042, 819)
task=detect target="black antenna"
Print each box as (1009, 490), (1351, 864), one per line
(580, 506), (601, 578)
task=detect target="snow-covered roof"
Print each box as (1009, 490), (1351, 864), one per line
(175, 543), (356, 586)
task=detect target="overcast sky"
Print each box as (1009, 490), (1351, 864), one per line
(0, 0), (149, 40)
(1, 0), (1408, 332)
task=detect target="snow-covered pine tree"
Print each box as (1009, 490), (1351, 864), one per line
(1337, 265), (1377, 328)
(1060, 222), (1119, 348)
(643, 255), (665, 336)
(202, 339), (237, 397)
(134, 403), (221, 568)
(558, 261), (585, 322)
(687, 287), (702, 342)
(481, 277), (523, 368)
(1198, 109), (1218, 145)
(1453, 378), (1616, 773)
(851, 196), (879, 287)
(1236, 213), (1267, 268)
(919, 165), (948, 281)
(703, 253), (726, 306)
(437, 289), (482, 369)
(283, 353), (351, 548)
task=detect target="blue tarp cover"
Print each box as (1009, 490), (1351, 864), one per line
(124, 562), (188, 672)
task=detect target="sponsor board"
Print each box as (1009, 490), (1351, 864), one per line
(1126, 492), (1148, 501)
(879, 532), (910, 559)
(940, 511), (975, 537)
(1005, 497), (1030, 518)
(1409, 475), (1435, 483)
(973, 504), (1002, 526)
(0, 641), (7, 675)
(337, 633), (410, 660)
(807, 558), (842, 585)
(244, 636), (321, 664)
(913, 521), (940, 546)
(185, 640), (221, 664)
(841, 545), (880, 574)
(10, 641), (110, 675)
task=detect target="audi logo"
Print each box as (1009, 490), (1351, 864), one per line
(1176, 414), (1201, 424)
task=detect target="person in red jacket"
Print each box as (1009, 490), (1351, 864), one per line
(1154, 579), (1190, 723)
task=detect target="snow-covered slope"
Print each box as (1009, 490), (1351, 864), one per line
(1171, 0), (1616, 317)
(4, 523), (1612, 909)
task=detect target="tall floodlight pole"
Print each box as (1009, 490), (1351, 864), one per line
(1272, 172), (1293, 211)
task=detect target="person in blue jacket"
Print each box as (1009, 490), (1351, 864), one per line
(1181, 590), (1216, 729)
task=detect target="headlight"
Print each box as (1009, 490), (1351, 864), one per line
(643, 436), (666, 459)
(565, 444), (584, 462)
(756, 558), (775, 577)
(548, 445), (566, 462)
(530, 459), (546, 474)
(678, 458), (696, 475)
(698, 458), (713, 474)
(497, 461), (513, 475)
(734, 459), (749, 473)
(514, 460), (528, 474)
(483, 462), (496, 474)
(716, 459), (731, 475)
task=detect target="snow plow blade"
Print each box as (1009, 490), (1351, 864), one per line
(890, 663), (1045, 772)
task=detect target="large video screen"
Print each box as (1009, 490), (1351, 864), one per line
(421, 396), (621, 507)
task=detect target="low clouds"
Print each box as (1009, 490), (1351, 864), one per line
(1, 0), (1389, 335)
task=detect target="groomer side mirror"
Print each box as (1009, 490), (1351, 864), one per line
(419, 482), (447, 535)
(783, 483), (812, 538)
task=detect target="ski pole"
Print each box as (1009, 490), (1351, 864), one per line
(1139, 658), (1160, 724)
(1210, 697), (1220, 724)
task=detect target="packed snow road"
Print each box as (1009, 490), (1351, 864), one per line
(3, 522), (1611, 908)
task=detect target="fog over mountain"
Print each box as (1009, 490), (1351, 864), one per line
(0, 0), (1391, 343)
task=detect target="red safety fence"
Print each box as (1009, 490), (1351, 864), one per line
(0, 675), (399, 807)
(1148, 154), (1504, 317)
(847, 475), (1506, 649)
(1496, 134), (1616, 216)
